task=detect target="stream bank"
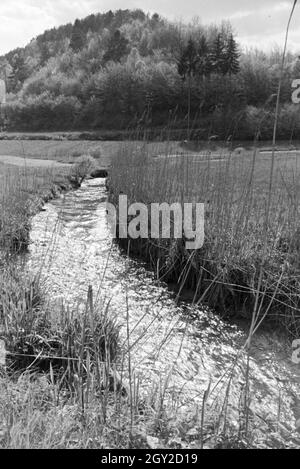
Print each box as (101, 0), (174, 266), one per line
(21, 178), (300, 448)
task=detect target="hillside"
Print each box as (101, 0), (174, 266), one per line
(0, 8), (299, 139)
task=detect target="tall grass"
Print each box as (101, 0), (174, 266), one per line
(0, 164), (132, 448)
(1, 2), (299, 447)
(0, 164), (71, 254)
(108, 1), (300, 337)
(0, 159), (255, 449)
(108, 142), (300, 335)
(0, 152), (299, 448)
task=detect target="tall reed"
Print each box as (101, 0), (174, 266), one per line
(108, 137), (300, 334)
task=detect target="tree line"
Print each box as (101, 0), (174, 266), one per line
(0, 9), (299, 140)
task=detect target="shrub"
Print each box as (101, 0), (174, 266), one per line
(71, 154), (97, 184)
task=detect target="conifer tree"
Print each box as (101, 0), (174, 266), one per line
(211, 33), (226, 74)
(197, 35), (212, 78)
(70, 19), (85, 52)
(177, 38), (199, 80)
(7, 54), (28, 92)
(103, 30), (129, 63)
(39, 42), (51, 65)
(226, 34), (240, 75)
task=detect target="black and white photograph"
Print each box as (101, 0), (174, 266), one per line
(0, 0), (300, 453)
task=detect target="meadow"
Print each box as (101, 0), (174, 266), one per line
(2, 138), (300, 337)
(1, 0), (299, 451)
(109, 142), (300, 336)
(0, 137), (185, 166)
(1, 157), (210, 449)
(2, 138), (300, 335)
(1, 139), (300, 448)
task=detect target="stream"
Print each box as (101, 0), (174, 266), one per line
(26, 178), (300, 448)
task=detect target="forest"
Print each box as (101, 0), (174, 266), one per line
(0, 8), (299, 139)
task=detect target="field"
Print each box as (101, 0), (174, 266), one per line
(1, 156), (233, 450)
(0, 139), (184, 167)
(1, 138), (300, 448)
(2, 138), (300, 334)
(109, 141), (300, 335)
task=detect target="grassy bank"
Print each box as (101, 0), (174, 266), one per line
(0, 162), (203, 449)
(108, 142), (300, 336)
(0, 164), (75, 255)
(1, 155), (299, 449)
(0, 163), (128, 448)
(0, 162), (250, 449)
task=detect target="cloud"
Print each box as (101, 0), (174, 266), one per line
(228, 1), (300, 52)
(0, 0), (299, 55)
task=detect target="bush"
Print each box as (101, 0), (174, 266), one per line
(4, 94), (82, 131)
(71, 154), (97, 184)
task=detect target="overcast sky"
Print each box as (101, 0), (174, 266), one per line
(0, 0), (300, 55)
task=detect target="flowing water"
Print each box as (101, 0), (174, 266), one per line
(26, 178), (300, 448)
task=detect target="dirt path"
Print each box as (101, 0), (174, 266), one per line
(0, 155), (69, 168)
